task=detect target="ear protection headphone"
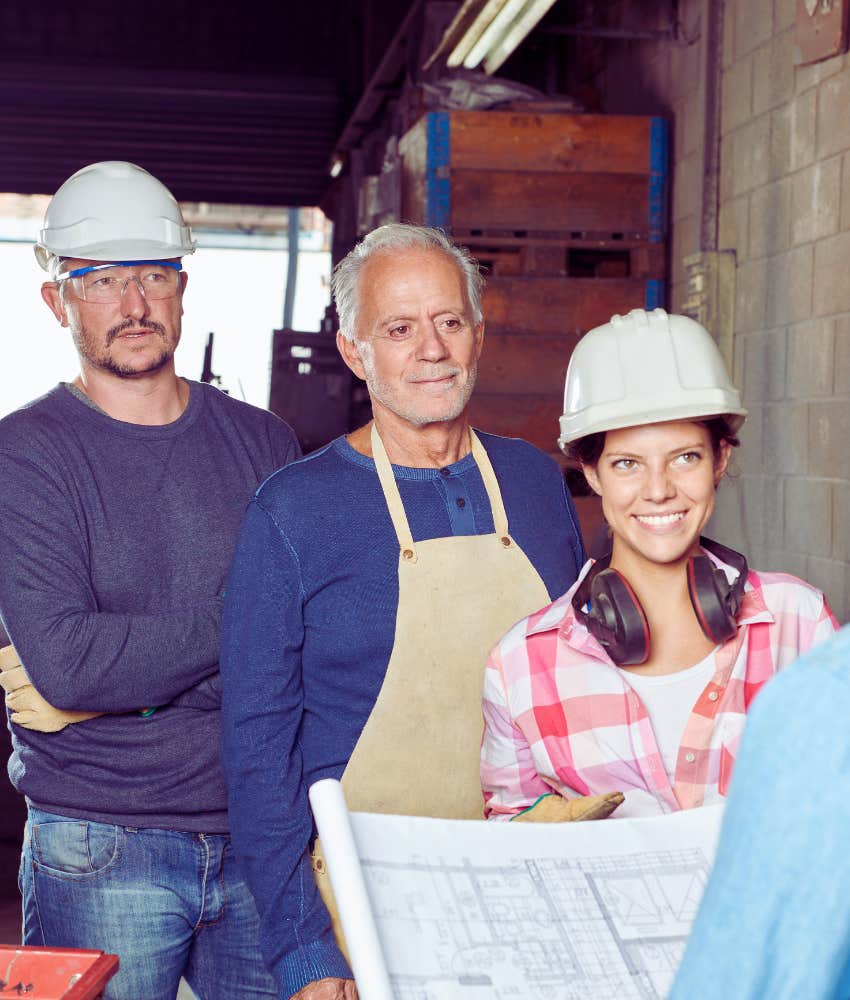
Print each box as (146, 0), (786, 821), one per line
(571, 537), (748, 666)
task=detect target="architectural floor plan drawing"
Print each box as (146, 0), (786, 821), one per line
(309, 781), (724, 1000)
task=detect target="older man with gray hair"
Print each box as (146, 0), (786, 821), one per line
(219, 223), (588, 999)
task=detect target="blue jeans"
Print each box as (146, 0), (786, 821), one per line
(20, 807), (277, 1000)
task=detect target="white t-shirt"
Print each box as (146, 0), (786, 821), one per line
(622, 652), (716, 780)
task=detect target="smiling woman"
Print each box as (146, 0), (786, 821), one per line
(481, 307), (839, 822)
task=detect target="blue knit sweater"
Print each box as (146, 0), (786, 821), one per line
(220, 432), (586, 996)
(0, 381), (300, 831)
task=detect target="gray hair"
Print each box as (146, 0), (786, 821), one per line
(332, 223), (485, 341)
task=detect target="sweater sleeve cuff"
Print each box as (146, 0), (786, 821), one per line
(275, 934), (353, 998)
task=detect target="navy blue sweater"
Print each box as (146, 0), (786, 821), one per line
(0, 382), (299, 831)
(220, 433), (585, 996)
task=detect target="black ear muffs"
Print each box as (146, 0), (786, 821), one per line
(686, 538), (748, 645)
(572, 556), (651, 666)
(572, 536), (748, 667)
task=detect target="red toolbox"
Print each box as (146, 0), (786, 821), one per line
(0, 946), (119, 998)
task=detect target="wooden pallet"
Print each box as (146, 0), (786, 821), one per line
(399, 110), (668, 243)
(462, 233), (666, 279)
(482, 276), (662, 335)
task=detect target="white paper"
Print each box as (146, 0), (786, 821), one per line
(308, 779), (395, 1000)
(310, 780), (724, 1000)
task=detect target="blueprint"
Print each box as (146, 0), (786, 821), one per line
(309, 781), (724, 1000)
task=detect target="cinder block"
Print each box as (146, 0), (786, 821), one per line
(769, 104), (792, 181)
(735, 0), (774, 58)
(763, 401), (809, 475)
(737, 402), (764, 476)
(816, 66), (850, 160)
(765, 245), (813, 327)
(673, 152), (699, 222)
(671, 212), (698, 291)
(735, 257), (768, 332)
(808, 401), (850, 480)
(723, 0), (736, 70)
(832, 313), (850, 395)
(749, 178), (791, 257)
(791, 157), (842, 245)
(795, 48), (845, 96)
(733, 114), (772, 195)
(675, 92), (701, 160)
(720, 132), (736, 203)
(790, 89), (816, 171)
(813, 231), (850, 316)
(785, 476), (832, 557)
(763, 547), (810, 579)
(718, 194), (750, 255)
(710, 478), (749, 552)
(753, 31), (795, 115)
(840, 152), (850, 231)
(721, 57), (753, 135)
(775, 0), (796, 33)
(805, 556), (846, 618)
(744, 328), (787, 402)
(787, 317), (835, 397)
(831, 480), (850, 563)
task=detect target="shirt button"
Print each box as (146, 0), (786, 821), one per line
(456, 497), (466, 509)
(708, 691), (719, 702)
(685, 752), (696, 763)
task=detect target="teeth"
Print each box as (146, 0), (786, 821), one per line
(636, 512), (685, 525)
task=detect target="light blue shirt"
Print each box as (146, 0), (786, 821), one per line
(671, 624), (850, 999)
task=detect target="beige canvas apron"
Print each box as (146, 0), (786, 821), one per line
(313, 423), (551, 953)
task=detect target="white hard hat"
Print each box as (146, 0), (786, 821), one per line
(558, 308), (747, 450)
(35, 161), (196, 276)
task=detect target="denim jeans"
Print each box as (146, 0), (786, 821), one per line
(20, 807), (277, 1000)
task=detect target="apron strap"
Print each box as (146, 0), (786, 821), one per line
(371, 424), (416, 557)
(370, 423), (510, 556)
(469, 430), (509, 539)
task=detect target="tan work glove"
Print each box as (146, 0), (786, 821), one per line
(512, 791), (625, 822)
(0, 644), (101, 732)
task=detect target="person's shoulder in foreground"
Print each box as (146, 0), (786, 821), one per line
(670, 623), (850, 1000)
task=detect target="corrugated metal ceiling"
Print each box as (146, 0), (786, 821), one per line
(0, 0), (418, 207)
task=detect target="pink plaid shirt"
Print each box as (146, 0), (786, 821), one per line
(481, 554), (838, 819)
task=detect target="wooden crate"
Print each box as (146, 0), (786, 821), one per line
(482, 276), (662, 336)
(399, 110), (668, 244)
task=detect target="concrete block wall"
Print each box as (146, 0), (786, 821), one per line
(575, 0), (850, 620)
(712, 0), (850, 620)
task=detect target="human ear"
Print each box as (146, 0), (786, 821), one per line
(41, 283), (69, 327)
(714, 440), (732, 485)
(336, 330), (367, 380)
(581, 463), (603, 497)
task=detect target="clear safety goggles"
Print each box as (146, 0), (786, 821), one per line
(57, 260), (183, 303)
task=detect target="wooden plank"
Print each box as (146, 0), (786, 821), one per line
(477, 332), (579, 395)
(467, 392), (562, 452)
(449, 111), (653, 175)
(450, 170), (650, 234)
(482, 277), (650, 335)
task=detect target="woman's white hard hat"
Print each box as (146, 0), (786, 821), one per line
(35, 161), (196, 277)
(558, 307), (747, 451)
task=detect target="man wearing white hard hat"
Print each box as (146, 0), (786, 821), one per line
(481, 308), (837, 823)
(0, 161), (299, 998)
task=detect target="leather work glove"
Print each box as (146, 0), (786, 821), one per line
(0, 644), (101, 733)
(512, 791), (625, 822)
